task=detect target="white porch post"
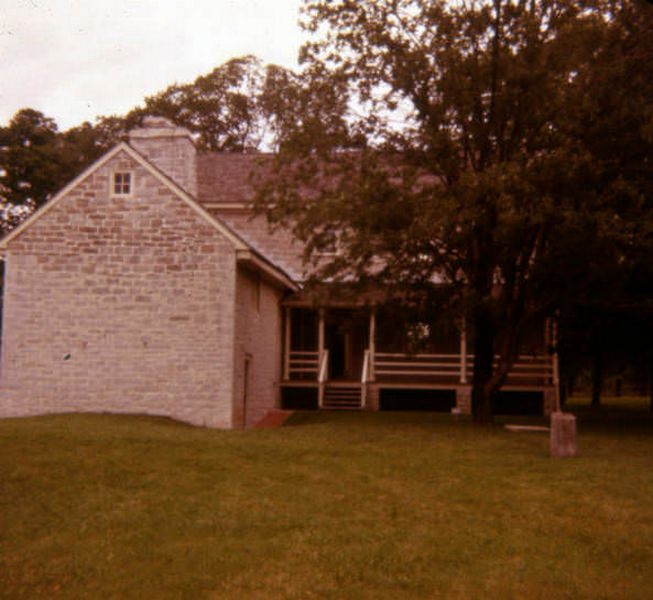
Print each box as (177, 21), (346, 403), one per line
(545, 317), (552, 350)
(283, 307), (291, 380)
(318, 308), (326, 408)
(318, 308), (325, 362)
(460, 318), (468, 384)
(369, 307), (376, 381)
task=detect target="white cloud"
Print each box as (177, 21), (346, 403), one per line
(0, 0), (304, 130)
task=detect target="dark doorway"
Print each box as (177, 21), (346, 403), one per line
(326, 322), (347, 378)
(325, 309), (369, 381)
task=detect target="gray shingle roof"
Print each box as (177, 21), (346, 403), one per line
(196, 153), (307, 281)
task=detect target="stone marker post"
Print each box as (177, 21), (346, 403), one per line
(550, 412), (578, 458)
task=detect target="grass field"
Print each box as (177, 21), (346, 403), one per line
(1, 400), (653, 599)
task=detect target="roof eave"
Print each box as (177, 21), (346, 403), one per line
(236, 249), (299, 292)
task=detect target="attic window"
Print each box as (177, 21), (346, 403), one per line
(316, 235), (340, 258)
(316, 243), (341, 260)
(113, 172), (132, 195)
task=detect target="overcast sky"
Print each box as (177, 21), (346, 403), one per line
(0, 0), (305, 130)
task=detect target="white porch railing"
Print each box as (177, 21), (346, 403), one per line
(317, 349), (329, 408)
(484, 355), (554, 381)
(361, 349), (371, 383)
(287, 348), (554, 386)
(288, 351), (319, 379)
(375, 353), (462, 378)
(374, 352), (555, 384)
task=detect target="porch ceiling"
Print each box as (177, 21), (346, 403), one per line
(281, 288), (387, 308)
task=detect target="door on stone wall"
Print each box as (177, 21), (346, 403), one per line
(242, 355), (251, 428)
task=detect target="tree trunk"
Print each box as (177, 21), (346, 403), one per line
(471, 305), (496, 425)
(567, 373), (576, 398)
(559, 376), (568, 408)
(591, 339), (602, 408)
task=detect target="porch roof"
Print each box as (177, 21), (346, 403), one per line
(281, 287), (390, 309)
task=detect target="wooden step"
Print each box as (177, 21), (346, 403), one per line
(323, 384), (362, 409)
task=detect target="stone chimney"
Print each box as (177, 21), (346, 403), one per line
(128, 116), (197, 197)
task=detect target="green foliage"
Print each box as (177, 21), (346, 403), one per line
(0, 109), (112, 233)
(128, 56), (266, 151)
(121, 55), (299, 153)
(572, 2), (653, 296)
(256, 0), (653, 422)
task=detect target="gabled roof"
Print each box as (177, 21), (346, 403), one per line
(0, 143), (298, 291)
(195, 153), (310, 281)
(209, 209), (308, 283)
(197, 152), (273, 208)
(194, 152), (450, 286)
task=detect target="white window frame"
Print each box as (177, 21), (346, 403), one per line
(111, 171), (133, 196)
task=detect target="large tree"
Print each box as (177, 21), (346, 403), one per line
(256, 0), (653, 423)
(0, 109), (112, 233)
(123, 55), (288, 152)
(554, 0), (653, 408)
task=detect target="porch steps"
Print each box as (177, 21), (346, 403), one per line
(323, 383), (362, 410)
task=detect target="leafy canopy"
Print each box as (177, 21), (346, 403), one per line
(256, 0), (653, 421)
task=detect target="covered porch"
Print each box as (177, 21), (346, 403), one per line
(280, 303), (559, 414)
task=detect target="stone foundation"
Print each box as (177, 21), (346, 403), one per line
(364, 384), (380, 411)
(455, 386), (472, 414)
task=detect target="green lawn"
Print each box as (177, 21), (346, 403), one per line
(1, 403), (652, 599)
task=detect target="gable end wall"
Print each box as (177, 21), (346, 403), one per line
(0, 150), (236, 427)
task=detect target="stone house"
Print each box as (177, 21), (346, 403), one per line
(0, 117), (557, 427)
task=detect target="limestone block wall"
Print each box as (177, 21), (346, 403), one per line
(129, 120), (197, 197)
(232, 268), (283, 427)
(0, 149), (236, 427)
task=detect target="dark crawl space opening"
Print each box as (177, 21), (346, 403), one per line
(380, 389), (456, 412)
(281, 387), (318, 410)
(494, 391), (544, 415)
